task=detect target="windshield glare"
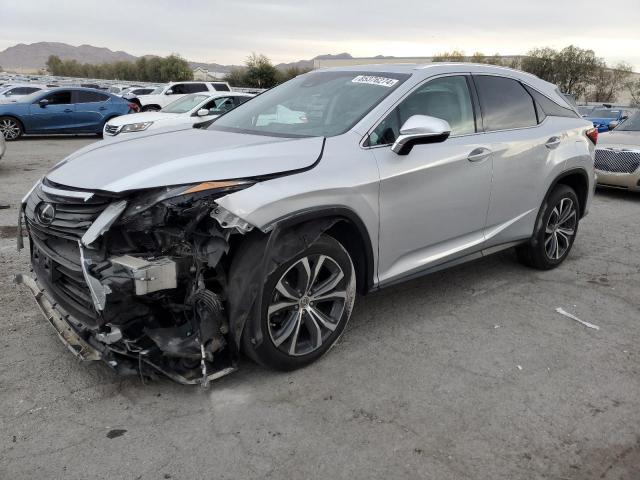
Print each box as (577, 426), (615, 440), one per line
(210, 71), (410, 137)
(162, 94), (209, 113)
(591, 109), (620, 119)
(617, 113), (640, 131)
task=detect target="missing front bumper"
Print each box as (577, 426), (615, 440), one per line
(13, 273), (102, 361)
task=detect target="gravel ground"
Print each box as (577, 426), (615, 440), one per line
(1, 138), (639, 480)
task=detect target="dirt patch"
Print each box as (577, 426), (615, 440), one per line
(0, 226), (20, 239)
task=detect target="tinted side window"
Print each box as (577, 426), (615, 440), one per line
(368, 75), (476, 146)
(42, 91), (72, 105)
(475, 76), (537, 131)
(182, 83), (207, 94)
(234, 96), (251, 106)
(76, 91), (109, 103)
(211, 83), (231, 92)
(522, 85), (579, 120)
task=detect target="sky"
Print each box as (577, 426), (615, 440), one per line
(1, 0), (639, 70)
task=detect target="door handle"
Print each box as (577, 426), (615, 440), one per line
(545, 136), (561, 149)
(467, 147), (492, 162)
(64, 108), (73, 113)
(99, 106), (107, 111)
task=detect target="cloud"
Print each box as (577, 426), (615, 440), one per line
(1, 0), (639, 70)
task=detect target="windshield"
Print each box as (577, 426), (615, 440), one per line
(577, 106), (593, 116)
(590, 109), (620, 119)
(616, 112), (640, 131)
(17, 91), (45, 103)
(162, 94), (209, 113)
(210, 70), (410, 137)
(150, 86), (165, 95)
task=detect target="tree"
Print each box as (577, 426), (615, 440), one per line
(588, 62), (632, 103)
(433, 50), (466, 62)
(521, 45), (601, 99)
(243, 53), (279, 88)
(223, 67), (247, 87)
(627, 79), (640, 107)
(279, 66), (311, 83)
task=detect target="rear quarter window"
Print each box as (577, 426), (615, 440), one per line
(474, 75), (537, 131)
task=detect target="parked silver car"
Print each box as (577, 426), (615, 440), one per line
(17, 64), (596, 384)
(595, 112), (640, 191)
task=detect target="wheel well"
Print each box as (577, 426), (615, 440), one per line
(325, 219), (371, 295)
(257, 208), (375, 295)
(142, 104), (161, 111)
(553, 170), (589, 218)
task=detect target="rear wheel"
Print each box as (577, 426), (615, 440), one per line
(0, 116), (23, 140)
(243, 234), (356, 371)
(517, 184), (579, 270)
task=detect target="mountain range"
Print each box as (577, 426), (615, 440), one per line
(0, 41), (355, 73)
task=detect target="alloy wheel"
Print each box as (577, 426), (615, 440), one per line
(267, 254), (348, 357)
(544, 198), (577, 260)
(0, 118), (20, 140)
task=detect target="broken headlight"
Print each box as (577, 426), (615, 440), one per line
(122, 180), (255, 220)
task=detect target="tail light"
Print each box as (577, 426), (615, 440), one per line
(586, 127), (598, 145)
(128, 102), (140, 113)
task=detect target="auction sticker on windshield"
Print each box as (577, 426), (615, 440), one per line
(351, 75), (399, 87)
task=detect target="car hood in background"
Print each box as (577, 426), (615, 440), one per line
(46, 128), (324, 192)
(107, 111), (181, 126)
(597, 130), (640, 149)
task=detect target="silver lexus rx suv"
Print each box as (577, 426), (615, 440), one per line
(18, 64), (596, 385)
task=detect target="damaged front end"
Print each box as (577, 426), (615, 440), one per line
(18, 179), (256, 385)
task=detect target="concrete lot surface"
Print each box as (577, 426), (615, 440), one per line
(1, 138), (639, 480)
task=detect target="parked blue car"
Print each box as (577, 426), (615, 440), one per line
(586, 108), (630, 133)
(0, 88), (135, 140)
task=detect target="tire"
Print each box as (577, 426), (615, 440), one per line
(141, 105), (160, 112)
(0, 116), (23, 140)
(243, 234), (356, 371)
(517, 184), (580, 270)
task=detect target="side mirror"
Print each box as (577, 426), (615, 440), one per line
(165, 89), (173, 95)
(391, 115), (451, 155)
(196, 108), (210, 117)
(608, 121), (619, 130)
(38, 99), (49, 108)
(4, 91), (12, 97)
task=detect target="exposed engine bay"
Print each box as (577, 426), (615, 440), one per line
(18, 179), (258, 385)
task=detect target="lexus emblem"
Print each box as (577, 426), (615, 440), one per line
(36, 203), (56, 225)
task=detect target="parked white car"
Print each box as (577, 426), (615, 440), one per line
(103, 91), (253, 136)
(132, 81), (232, 112)
(0, 84), (47, 103)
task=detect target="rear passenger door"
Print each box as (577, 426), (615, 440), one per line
(473, 75), (568, 247)
(73, 90), (112, 131)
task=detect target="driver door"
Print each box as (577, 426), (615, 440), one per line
(28, 90), (75, 132)
(370, 75), (493, 285)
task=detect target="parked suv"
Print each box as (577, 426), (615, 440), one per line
(131, 81), (231, 112)
(17, 64), (596, 385)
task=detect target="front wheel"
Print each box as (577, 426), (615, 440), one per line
(517, 184), (579, 270)
(243, 234), (356, 371)
(0, 116), (23, 140)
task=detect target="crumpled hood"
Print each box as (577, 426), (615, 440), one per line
(46, 128), (324, 192)
(597, 130), (640, 149)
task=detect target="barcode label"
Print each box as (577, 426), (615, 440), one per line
(351, 75), (399, 87)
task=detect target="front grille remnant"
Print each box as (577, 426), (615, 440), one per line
(595, 149), (640, 174)
(104, 124), (120, 135)
(24, 183), (114, 326)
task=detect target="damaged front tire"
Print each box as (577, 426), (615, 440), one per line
(243, 234), (356, 371)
